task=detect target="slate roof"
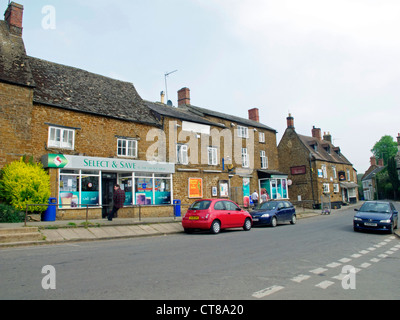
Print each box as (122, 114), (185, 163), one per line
(27, 57), (160, 126)
(297, 133), (353, 166)
(0, 21), (35, 87)
(145, 101), (225, 128)
(362, 166), (385, 181)
(184, 104), (277, 133)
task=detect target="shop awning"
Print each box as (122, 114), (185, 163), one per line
(340, 182), (359, 189)
(257, 170), (288, 179)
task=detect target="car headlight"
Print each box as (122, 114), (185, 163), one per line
(262, 214), (270, 218)
(380, 219), (391, 223)
(354, 217), (362, 221)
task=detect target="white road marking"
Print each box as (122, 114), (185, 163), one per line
(252, 286), (285, 299)
(359, 250), (369, 255)
(359, 263), (371, 269)
(291, 275), (311, 283)
(316, 281), (335, 289)
(378, 254), (388, 258)
(327, 262), (342, 268)
(351, 254), (362, 258)
(370, 258), (380, 263)
(339, 258), (352, 263)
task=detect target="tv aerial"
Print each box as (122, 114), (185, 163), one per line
(164, 70), (178, 103)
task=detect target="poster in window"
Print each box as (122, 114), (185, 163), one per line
(189, 178), (203, 198)
(219, 180), (229, 198)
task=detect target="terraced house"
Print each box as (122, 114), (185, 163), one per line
(278, 114), (359, 209)
(0, 2), (287, 220)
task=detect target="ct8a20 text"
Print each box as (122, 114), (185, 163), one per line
(156, 304), (244, 318)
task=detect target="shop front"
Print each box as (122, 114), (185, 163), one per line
(42, 154), (175, 217)
(257, 170), (289, 200)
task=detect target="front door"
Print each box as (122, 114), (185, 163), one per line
(102, 173), (117, 217)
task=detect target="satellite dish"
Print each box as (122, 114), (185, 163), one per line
(167, 100), (173, 107)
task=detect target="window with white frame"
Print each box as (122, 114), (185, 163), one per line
(177, 144), (189, 165)
(347, 169), (350, 181)
(259, 132), (265, 143)
(117, 139), (137, 158)
(323, 183), (330, 193)
(238, 126), (249, 138)
(208, 147), (218, 166)
(322, 165), (328, 179)
(260, 151), (268, 169)
(333, 184), (339, 193)
(48, 126), (75, 150)
(332, 166), (337, 180)
(242, 148), (249, 168)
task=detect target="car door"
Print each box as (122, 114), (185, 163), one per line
(214, 201), (230, 228)
(224, 201), (244, 227)
(276, 202), (286, 222)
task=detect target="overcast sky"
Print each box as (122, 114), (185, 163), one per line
(10, 0), (400, 173)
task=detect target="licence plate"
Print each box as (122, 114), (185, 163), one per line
(364, 222), (377, 227)
(189, 216), (199, 221)
(253, 218), (259, 222)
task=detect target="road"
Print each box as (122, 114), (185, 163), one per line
(0, 206), (399, 301)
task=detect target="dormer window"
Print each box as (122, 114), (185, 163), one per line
(310, 143), (318, 152)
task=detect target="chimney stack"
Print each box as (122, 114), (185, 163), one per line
(4, 2), (24, 37)
(378, 159), (384, 167)
(286, 113), (295, 129)
(178, 87), (191, 107)
(370, 156), (377, 167)
(248, 108), (260, 122)
(312, 126), (322, 141)
(397, 133), (400, 147)
(323, 132), (332, 144)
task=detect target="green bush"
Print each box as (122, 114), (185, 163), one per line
(0, 158), (51, 213)
(0, 203), (25, 223)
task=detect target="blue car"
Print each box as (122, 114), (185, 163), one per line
(251, 200), (297, 227)
(354, 201), (398, 234)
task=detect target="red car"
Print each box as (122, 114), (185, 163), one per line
(182, 199), (253, 234)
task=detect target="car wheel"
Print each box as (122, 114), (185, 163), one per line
(243, 218), (252, 231)
(389, 223), (394, 234)
(270, 216), (277, 228)
(210, 220), (221, 234)
(290, 214), (297, 225)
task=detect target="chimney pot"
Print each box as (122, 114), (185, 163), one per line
(178, 87), (191, 107)
(248, 108), (260, 122)
(4, 2), (24, 37)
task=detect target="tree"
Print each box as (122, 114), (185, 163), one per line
(371, 135), (398, 166)
(0, 158), (51, 213)
(387, 157), (400, 200)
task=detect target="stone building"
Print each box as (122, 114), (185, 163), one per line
(361, 157), (385, 201)
(278, 114), (359, 209)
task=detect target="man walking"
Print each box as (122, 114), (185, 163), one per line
(108, 184), (126, 221)
(251, 190), (259, 208)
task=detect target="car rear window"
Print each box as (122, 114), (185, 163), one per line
(190, 201), (211, 210)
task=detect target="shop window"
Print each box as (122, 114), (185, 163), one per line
(135, 175), (153, 205)
(59, 170), (100, 208)
(48, 126), (75, 150)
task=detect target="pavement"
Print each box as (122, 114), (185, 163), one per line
(0, 203), (398, 248)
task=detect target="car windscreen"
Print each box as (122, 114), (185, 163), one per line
(260, 202), (278, 210)
(189, 201), (212, 210)
(360, 202), (390, 214)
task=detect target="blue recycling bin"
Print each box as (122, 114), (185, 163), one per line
(173, 200), (182, 217)
(42, 198), (57, 222)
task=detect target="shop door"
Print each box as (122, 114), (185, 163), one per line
(102, 173), (117, 217)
